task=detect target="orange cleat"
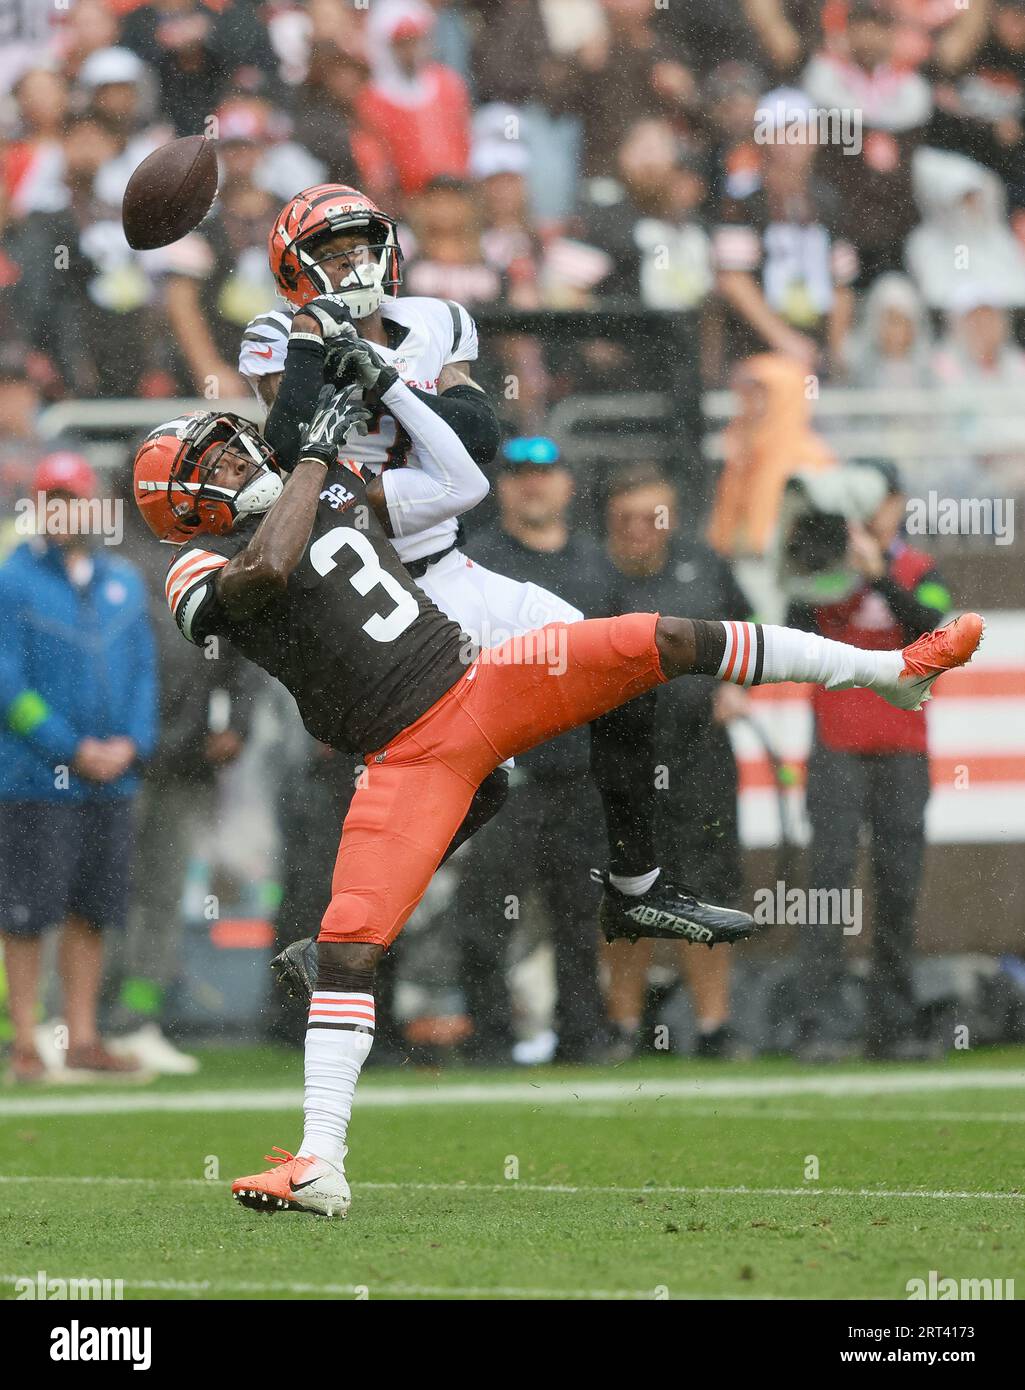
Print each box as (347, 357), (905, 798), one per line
(231, 1146), (350, 1218)
(883, 612), (985, 712)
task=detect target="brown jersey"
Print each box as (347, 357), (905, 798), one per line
(164, 465), (474, 755)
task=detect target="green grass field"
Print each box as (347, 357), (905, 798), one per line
(2, 1047), (1023, 1301)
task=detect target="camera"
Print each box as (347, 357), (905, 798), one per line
(776, 464), (891, 602)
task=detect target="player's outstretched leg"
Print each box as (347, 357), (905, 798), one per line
(652, 612), (985, 712)
(468, 611), (985, 948)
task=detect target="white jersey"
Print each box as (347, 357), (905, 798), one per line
(239, 295), (479, 564)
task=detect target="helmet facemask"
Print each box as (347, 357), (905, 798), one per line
(168, 415), (282, 536)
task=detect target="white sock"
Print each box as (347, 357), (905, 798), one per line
(298, 991), (375, 1169)
(716, 620), (903, 691)
(608, 867), (661, 897)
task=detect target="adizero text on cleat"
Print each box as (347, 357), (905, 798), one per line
(880, 612), (985, 712)
(231, 1146), (350, 1218)
(592, 870), (759, 946)
(270, 937), (318, 1003)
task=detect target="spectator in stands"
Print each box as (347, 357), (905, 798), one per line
(742, 0), (824, 80)
(786, 461), (952, 1060)
(567, 0), (700, 178)
(470, 0), (586, 223)
(213, 93), (326, 201)
(576, 118), (712, 312)
(701, 60), (766, 200)
(845, 272), (933, 388)
(404, 176), (547, 427)
(930, 284), (1025, 386)
(472, 116), (543, 309)
(120, 0), (278, 136)
(905, 148), (1025, 312)
(3, 68), (68, 217)
(287, 40), (364, 186)
(706, 353), (836, 616)
(0, 453), (156, 1082)
(52, 0), (121, 84)
(602, 464), (749, 1059)
(104, 475), (253, 1074)
(802, 0), (933, 285)
(15, 110), (166, 398)
(454, 437), (614, 1064)
(76, 45), (172, 207)
(161, 99), (282, 400)
(928, 0), (1025, 211)
(712, 87), (859, 380)
(356, 0), (471, 200)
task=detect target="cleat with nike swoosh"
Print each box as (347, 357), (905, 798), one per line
(592, 869), (760, 947)
(877, 612), (985, 712)
(231, 1146), (350, 1218)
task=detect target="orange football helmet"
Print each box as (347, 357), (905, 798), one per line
(134, 412), (282, 544)
(268, 184), (402, 316)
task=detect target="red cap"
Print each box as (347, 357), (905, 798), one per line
(390, 14), (432, 41)
(33, 452), (98, 498)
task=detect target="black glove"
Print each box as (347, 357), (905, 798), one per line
(298, 384), (372, 468)
(297, 294), (358, 342)
(323, 336), (399, 399)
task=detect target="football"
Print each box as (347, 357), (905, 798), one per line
(122, 134), (218, 250)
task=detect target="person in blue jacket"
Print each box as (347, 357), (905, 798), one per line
(0, 452), (157, 1082)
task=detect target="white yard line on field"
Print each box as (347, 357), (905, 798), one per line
(1, 1066), (1024, 1118)
(0, 1175), (1021, 1201)
(0, 1272), (795, 1299)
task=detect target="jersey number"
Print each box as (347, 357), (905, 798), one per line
(309, 528), (418, 643)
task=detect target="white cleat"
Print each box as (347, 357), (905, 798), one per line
(231, 1147), (351, 1218)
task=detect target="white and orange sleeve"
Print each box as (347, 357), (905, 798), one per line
(165, 547), (229, 644)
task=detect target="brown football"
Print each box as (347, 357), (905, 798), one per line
(122, 134), (218, 250)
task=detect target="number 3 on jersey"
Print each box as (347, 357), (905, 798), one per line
(310, 527), (418, 643)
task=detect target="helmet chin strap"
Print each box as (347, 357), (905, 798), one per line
(234, 468), (284, 517)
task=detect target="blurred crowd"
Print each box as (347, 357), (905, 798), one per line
(2, 0), (1023, 1080)
(3, 0), (1025, 416)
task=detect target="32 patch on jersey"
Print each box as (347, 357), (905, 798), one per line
(319, 481), (357, 512)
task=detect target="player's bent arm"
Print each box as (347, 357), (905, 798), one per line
(216, 457), (329, 619)
(377, 376), (489, 537)
(262, 318), (327, 472)
(407, 379), (501, 467)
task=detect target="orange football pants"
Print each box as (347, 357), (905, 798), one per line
(319, 613), (667, 947)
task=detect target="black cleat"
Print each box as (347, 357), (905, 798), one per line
(592, 870), (758, 947)
(270, 936), (318, 1002)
